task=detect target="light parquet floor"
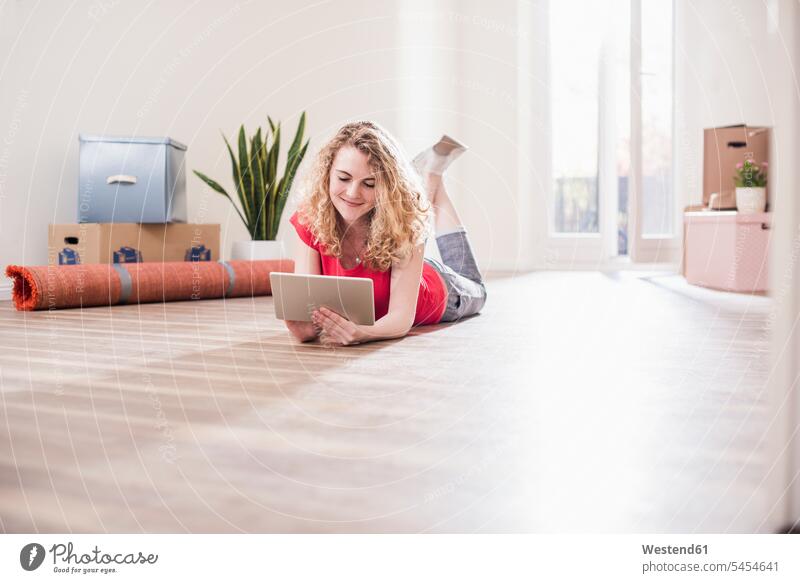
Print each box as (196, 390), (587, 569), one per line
(0, 272), (774, 532)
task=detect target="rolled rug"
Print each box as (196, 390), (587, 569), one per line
(5, 259), (294, 311)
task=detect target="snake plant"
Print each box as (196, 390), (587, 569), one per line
(194, 112), (309, 240)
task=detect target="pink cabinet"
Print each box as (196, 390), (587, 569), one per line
(683, 211), (771, 292)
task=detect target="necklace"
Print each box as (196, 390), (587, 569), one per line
(342, 235), (365, 267)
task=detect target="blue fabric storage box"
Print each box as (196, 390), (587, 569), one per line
(78, 134), (187, 223)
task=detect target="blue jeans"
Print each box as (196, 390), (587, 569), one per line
(425, 229), (487, 323)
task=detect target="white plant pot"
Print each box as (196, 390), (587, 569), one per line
(735, 187), (767, 214)
(231, 240), (285, 260)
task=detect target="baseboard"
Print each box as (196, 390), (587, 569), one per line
(486, 262), (681, 274)
(0, 282), (11, 302)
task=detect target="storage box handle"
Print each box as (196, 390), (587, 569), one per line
(727, 141), (747, 148)
(106, 174), (137, 185)
(761, 223), (771, 230)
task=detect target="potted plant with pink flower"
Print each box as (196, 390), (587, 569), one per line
(733, 158), (768, 214)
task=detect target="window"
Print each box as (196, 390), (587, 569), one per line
(549, 0), (604, 234)
(549, 0), (674, 255)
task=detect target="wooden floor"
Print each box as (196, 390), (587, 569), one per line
(0, 271), (774, 533)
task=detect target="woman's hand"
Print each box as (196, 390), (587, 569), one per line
(312, 307), (366, 346)
(284, 319), (320, 343)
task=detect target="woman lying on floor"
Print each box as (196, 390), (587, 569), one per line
(285, 121), (486, 346)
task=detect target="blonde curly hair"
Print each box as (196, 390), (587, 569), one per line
(296, 121), (430, 272)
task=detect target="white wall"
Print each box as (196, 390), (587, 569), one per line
(674, 0), (781, 209)
(450, 0), (542, 272)
(675, 0), (800, 532)
(0, 0), (540, 283)
(760, 0), (800, 533)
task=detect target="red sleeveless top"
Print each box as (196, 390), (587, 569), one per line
(290, 212), (447, 326)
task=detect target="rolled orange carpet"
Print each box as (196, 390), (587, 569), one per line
(5, 260), (294, 311)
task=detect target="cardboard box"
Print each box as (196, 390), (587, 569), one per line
(703, 125), (770, 209)
(48, 223), (220, 265)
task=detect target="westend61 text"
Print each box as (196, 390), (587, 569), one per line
(49, 542), (158, 565)
(642, 544), (708, 555)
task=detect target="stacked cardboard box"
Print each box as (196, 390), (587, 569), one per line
(682, 124), (772, 290)
(48, 223), (220, 265)
(50, 134), (220, 265)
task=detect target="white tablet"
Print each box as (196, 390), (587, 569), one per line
(270, 272), (376, 325)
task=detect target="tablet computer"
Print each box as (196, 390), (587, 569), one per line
(269, 272), (376, 325)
